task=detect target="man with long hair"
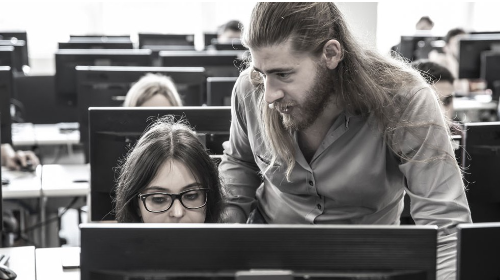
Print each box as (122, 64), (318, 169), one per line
(219, 3), (471, 279)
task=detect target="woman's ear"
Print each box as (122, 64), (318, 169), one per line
(322, 39), (342, 70)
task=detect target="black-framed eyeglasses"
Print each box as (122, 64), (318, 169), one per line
(138, 188), (209, 213)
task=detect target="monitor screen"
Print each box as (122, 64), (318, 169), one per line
(211, 39), (248, 51)
(0, 40), (26, 72)
(204, 32), (218, 48)
(88, 107), (231, 221)
(480, 51), (500, 100)
(0, 66), (12, 144)
(396, 35), (443, 61)
(458, 34), (500, 79)
(462, 122), (500, 222)
(80, 224), (438, 280)
(457, 222), (500, 280)
(159, 50), (246, 77)
(0, 31), (29, 67)
(59, 39), (133, 50)
(138, 33), (195, 49)
(70, 35), (131, 40)
(76, 65), (207, 162)
(0, 46), (14, 70)
(55, 49), (153, 107)
(207, 77), (237, 106)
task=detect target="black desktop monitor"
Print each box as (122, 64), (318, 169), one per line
(138, 33), (195, 49)
(207, 77), (237, 106)
(204, 32), (218, 48)
(88, 107), (231, 221)
(396, 35), (443, 61)
(55, 49), (153, 107)
(458, 34), (500, 79)
(462, 122), (500, 222)
(0, 46), (14, 69)
(58, 38), (133, 50)
(0, 67), (13, 144)
(70, 35), (131, 40)
(80, 224), (438, 280)
(0, 120), (3, 235)
(160, 50), (245, 77)
(211, 39), (248, 51)
(0, 40), (26, 72)
(480, 51), (500, 101)
(76, 65), (207, 162)
(457, 222), (500, 280)
(0, 31), (28, 67)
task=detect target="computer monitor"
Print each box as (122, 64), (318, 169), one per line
(0, 31), (29, 67)
(396, 35), (443, 61)
(480, 51), (500, 100)
(462, 122), (500, 222)
(0, 67), (13, 144)
(211, 39), (248, 51)
(80, 223), (438, 280)
(58, 38), (133, 50)
(160, 50), (245, 77)
(0, 46), (14, 69)
(458, 34), (500, 79)
(138, 33), (195, 49)
(0, 120), (3, 235)
(207, 77), (237, 106)
(0, 40), (26, 72)
(70, 35), (131, 40)
(457, 222), (500, 280)
(204, 32), (218, 48)
(76, 65), (207, 162)
(55, 49), (153, 107)
(88, 107), (231, 221)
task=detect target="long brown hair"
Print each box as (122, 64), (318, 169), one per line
(243, 3), (454, 180)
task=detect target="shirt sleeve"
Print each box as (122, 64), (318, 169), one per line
(218, 69), (263, 223)
(392, 85), (472, 280)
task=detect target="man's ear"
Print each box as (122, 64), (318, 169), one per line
(322, 39), (342, 70)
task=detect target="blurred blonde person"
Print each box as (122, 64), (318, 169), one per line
(123, 73), (182, 107)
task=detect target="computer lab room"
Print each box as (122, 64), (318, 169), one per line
(0, 2), (499, 280)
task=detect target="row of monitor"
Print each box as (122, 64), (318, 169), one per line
(396, 33), (500, 97)
(55, 49), (246, 107)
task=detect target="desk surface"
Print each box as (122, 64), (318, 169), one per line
(1, 166), (42, 199)
(0, 246), (36, 280)
(12, 122), (80, 147)
(454, 97), (498, 111)
(41, 164), (89, 197)
(36, 247), (80, 280)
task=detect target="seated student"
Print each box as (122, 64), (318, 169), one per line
(123, 73), (183, 107)
(114, 117), (223, 223)
(217, 20), (243, 44)
(412, 59), (455, 120)
(1, 143), (39, 171)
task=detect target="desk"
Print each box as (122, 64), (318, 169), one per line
(36, 247), (80, 280)
(12, 122), (80, 147)
(11, 123), (36, 146)
(41, 164), (89, 197)
(454, 97), (498, 111)
(0, 246), (36, 280)
(1, 166), (42, 199)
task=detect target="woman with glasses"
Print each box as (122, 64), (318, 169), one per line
(114, 116), (223, 223)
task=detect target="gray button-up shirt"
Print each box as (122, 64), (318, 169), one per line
(219, 69), (472, 279)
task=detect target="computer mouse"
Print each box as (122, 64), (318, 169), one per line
(19, 162), (35, 173)
(0, 264), (17, 280)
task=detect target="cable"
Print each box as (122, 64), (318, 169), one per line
(21, 196), (80, 234)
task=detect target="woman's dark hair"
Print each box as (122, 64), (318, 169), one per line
(114, 116), (223, 223)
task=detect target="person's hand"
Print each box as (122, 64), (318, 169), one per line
(1, 144), (40, 171)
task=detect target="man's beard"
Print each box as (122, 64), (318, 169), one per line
(280, 66), (335, 131)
